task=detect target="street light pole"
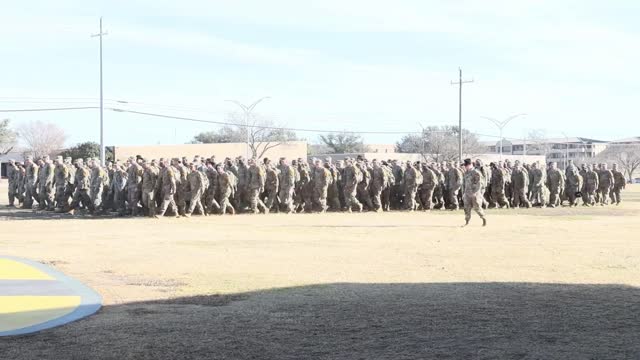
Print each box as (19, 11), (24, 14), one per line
(561, 132), (569, 169)
(225, 97), (271, 159)
(91, 17), (108, 166)
(450, 68), (473, 163)
(481, 113), (527, 161)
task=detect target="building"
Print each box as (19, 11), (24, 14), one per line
(609, 137), (640, 145)
(111, 141), (308, 163)
(483, 137), (609, 167)
(310, 152), (545, 165)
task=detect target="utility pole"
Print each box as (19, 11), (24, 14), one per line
(481, 113), (527, 161)
(225, 97), (271, 159)
(91, 17), (107, 166)
(451, 68), (473, 163)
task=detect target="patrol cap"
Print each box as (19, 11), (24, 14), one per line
(463, 158), (472, 166)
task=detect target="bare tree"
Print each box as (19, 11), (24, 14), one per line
(17, 121), (67, 158)
(597, 144), (640, 182)
(0, 118), (17, 155)
(526, 129), (552, 157)
(191, 112), (299, 159)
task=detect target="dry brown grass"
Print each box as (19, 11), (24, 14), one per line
(1, 181), (640, 359)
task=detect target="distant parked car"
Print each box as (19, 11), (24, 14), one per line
(633, 178), (640, 184)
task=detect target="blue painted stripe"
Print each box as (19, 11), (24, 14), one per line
(0, 256), (102, 337)
(0, 280), (75, 296)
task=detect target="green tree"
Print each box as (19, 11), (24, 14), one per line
(60, 141), (101, 160)
(318, 132), (368, 154)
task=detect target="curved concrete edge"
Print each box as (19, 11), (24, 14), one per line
(0, 256), (102, 337)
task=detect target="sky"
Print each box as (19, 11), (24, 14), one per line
(1, 0), (639, 148)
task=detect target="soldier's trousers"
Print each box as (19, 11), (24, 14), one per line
(357, 185), (373, 210)
(158, 191), (177, 216)
(128, 185), (140, 214)
(419, 185), (435, 210)
(312, 187), (328, 212)
(491, 189), (509, 208)
(219, 189), (234, 215)
(566, 187), (579, 206)
(448, 186), (461, 209)
(381, 187), (391, 211)
(205, 189), (220, 214)
(344, 187), (362, 211)
(548, 188), (560, 207)
(186, 189), (205, 215)
(264, 188), (279, 211)
(24, 183), (37, 207)
(248, 188), (267, 213)
(327, 185), (341, 211)
(38, 185), (54, 209)
(370, 187), (382, 211)
(70, 189), (91, 211)
(90, 187), (103, 211)
(513, 189), (531, 208)
(279, 186), (294, 213)
(391, 185), (403, 209)
(404, 185), (418, 210)
(433, 185), (445, 209)
(610, 187), (622, 204)
(530, 186), (544, 205)
(598, 186), (611, 205)
(175, 190), (187, 216)
(142, 190), (156, 217)
(463, 193), (486, 222)
(8, 181), (16, 205)
(113, 189), (126, 212)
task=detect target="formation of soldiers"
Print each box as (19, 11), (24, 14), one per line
(4, 154), (627, 218)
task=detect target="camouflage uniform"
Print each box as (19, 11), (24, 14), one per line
(342, 161), (363, 212)
(529, 164), (545, 206)
(511, 166), (531, 208)
(356, 163), (374, 210)
(111, 165), (128, 213)
(370, 162), (387, 212)
(205, 165), (220, 214)
(186, 167), (208, 216)
(69, 163), (91, 212)
(611, 165), (626, 205)
(490, 165), (509, 208)
(565, 165), (583, 207)
(264, 165), (280, 212)
(23, 159), (39, 208)
(598, 165), (614, 205)
(419, 165), (437, 211)
(126, 160), (143, 215)
(157, 163), (178, 217)
(403, 162), (421, 211)
(90, 164), (109, 212)
(447, 165), (463, 210)
(6, 160), (18, 206)
(583, 166), (599, 206)
(217, 167), (235, 215)
(313, 164), (331, 213)
(463, 164), (487, 226)
(247, 161), (267, 214)
(545, 165), (563, 207)
(326, 164), (342, 211)
(141, 163), (158, 217)
(278, 162), (296, 213)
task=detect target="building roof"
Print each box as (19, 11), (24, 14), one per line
(610, 136), (640, 144)
(484, 137), (608, 146)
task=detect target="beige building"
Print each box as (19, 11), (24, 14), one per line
(111, 141), (307, 162)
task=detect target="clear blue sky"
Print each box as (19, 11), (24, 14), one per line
(1, 0), (639, 147)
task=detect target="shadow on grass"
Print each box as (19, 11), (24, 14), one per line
(2, 282), (640, 360)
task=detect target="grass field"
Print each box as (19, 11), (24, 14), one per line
(1, 180), (639, 359)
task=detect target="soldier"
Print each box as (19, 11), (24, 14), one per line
(141, 160), (159, 217)
(583, 164), (599, 206)
(185, 162), (208, 217)
(462, 158), (487, 227)
(546, 162), (563, 208)
(235, 157), (249, 212)
(432, 163), (445, 210)
(325, 158), (342, 212)
(204, 160), (220, 214)
(88, 159), (108, 214)
(53, 156), (69, 211)
(15, 163), (26, 205)
(157, 159), (179, 217)
(66, 160), (91, 214)
(247, 158), (268, 214)
(447, 160), (463, 210)
(370, 160), (387, 212)
(403, 161), (421, 211)
(489, 162), (509, 209)
(579, 164), (589, 205)
(511, 162), (531, 208)
(37, 158), (52, 210)
(126, 157), (144, 216)
(263, 160), (280, 212)
(110, 162), (128, 214)
(419, 163), (437, 211)
(6, 159), (18, 207)
(565, 164), (583, 207)
(172, 158), (189, 216)
(598, 163), (614, 206)
(529, 162), (545, 207)
(278, 158), (296, 213)
(380, 161), (394, 211)
(356, 161), (374, 211)
(391, 160), (404, 209)
(610, 163), (626, 205)
(23, 156), (39, 209)
(342, 158), (363, 213)
(216, 164), (235, 215)
(312, 159), (331, 213)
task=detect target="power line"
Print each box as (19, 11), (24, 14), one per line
(0, 106), (99, 112)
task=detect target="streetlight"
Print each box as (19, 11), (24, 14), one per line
(561, 132), (570, 169)
(225, 97), (271, 159)
(91, 17), (107, 166)
(481, 113), (527, 161)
